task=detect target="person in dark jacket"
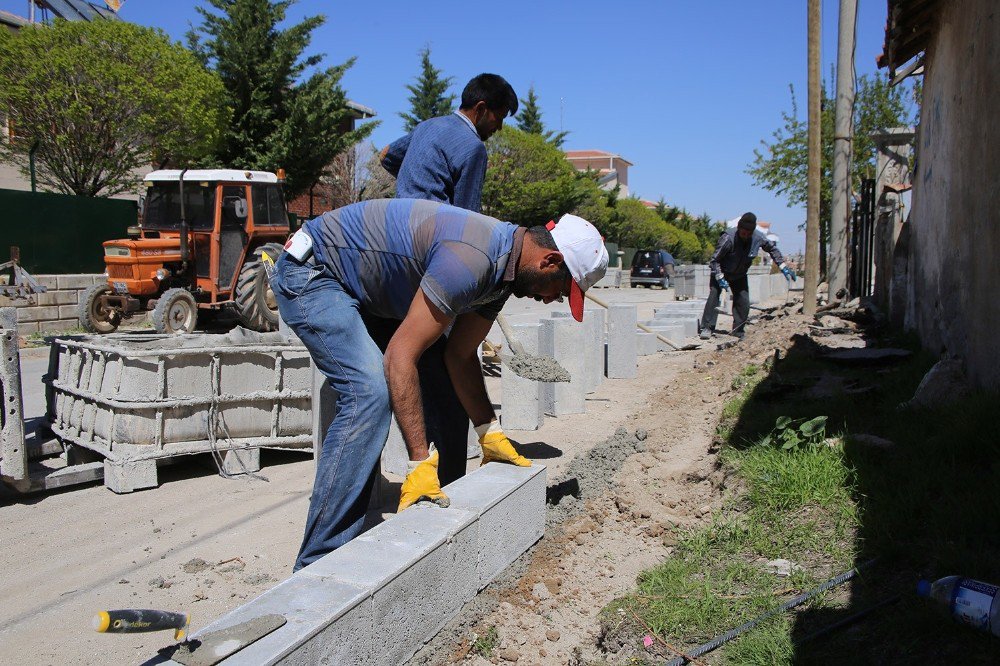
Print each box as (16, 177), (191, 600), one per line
(699, 212), (795, 339)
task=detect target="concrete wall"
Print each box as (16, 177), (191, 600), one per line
(2, 274), (106, 334)
(904, 0), (1000, 388)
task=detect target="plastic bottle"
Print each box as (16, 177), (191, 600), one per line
(917, 575), (1000, 636)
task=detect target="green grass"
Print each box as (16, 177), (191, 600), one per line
(471, 626), (499, 658)
(606, 333), (1000, 664)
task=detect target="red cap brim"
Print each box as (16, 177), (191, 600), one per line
(569, 281), (585, 322)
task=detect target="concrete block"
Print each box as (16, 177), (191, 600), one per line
(189, 574), (374, 666)
(34, 275), (59, 290)
(540, 318), (585, 415)
(58, 304), (80, 319)
(605, 304), (637, 379)
(446, 463), (546, 589)
(640, 323), (685, 344)
(153, 463), (543, 666)
(15, 321), (38, 335)
(637, 332), (658, 356)
(222, 447), (261, 476)
(16, 306), (59, 323)
(501, 323), (543, 431)
(103, 459), (158, 493)
(584, 308), (606, 393)
(56, 274), (100, 290)
(650, 316), (698, 338)
(36, 320), (82, 334)
(35, 290), (78, 306)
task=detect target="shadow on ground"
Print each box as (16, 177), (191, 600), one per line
(725, 328), (1000, 664)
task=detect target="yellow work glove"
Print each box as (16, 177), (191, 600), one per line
(476, 420), (531, 467)
(398, 444), (450, 512)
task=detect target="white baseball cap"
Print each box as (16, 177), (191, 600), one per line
(546, 214), (609, 321)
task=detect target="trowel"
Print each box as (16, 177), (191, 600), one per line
(494, 313), (571, 383)
(156, 614), (287, 666)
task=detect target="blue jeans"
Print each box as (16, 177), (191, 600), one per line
(271, 254), (469, 570)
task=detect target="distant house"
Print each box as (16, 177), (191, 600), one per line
(564, 150), (633, 197)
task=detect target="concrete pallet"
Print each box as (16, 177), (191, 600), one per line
(154, 463), (546, 666)
(47, 330), (314, 492)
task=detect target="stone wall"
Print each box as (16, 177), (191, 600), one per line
(904, 0), (1000, 388)
(2, 274), (105, 334)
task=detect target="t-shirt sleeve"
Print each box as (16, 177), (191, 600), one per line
(420, 240), (495, 318)
(473, 292), (512, 321)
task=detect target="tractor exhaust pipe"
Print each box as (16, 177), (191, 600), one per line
(178, 168), (189, 271)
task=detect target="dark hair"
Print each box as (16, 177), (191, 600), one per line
(526, 225), (571, 282)
(460, 73), (518, 116)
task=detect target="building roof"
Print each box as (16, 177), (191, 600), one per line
(144, 169), (279, 184)
(564, 149), (634, 167)
(0, 9), (29, 28)
(878, 0), (940, 80)
(346, 100), (376, 119)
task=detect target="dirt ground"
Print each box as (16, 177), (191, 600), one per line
(0, 290), (804, 665)
(412, 301), (813, 665)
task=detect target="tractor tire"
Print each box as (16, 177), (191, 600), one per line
(152, 288), (198, 334)
(78, 284), (121, 334)
(235, 243), (283, 332)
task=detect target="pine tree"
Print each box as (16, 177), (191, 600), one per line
(399, 47), (455, 132)
(188, 0), (375, 198)
(516, 86), (545, 134)
(515, 85), (568, 148)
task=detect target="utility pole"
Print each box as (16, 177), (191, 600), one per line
(804, 0), (821, 316)
(830, 0), (858, 301)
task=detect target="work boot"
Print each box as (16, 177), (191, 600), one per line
(699, 328), (712, 340)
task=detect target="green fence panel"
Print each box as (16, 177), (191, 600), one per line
(621, 246), (638, 269)
(0, 189), (137, 274)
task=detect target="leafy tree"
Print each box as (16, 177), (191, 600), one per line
(323, 142), (395, 208)
(0, 20), (226, 197)
(189, 0), (374, 198)
(482, 127), (585, 226)
(399, 46), (454, 132)
(515, 85), (567, 148)
(747, 74), (916, 247)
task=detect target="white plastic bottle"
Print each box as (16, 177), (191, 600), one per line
(918, 576), (1000, 636)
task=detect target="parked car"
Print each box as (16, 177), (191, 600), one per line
(630, 249), (675, 288)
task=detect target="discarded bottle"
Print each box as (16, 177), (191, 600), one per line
(917, 576), (1000, 636)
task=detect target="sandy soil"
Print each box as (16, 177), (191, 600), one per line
(0, 287), (803, 665)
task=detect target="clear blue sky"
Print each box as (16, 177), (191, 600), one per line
(1, 0), (894, 252)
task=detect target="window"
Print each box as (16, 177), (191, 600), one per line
(143, 182), (215, 230)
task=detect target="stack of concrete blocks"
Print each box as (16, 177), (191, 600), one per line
(584, 308), (607, 392)
(154, 463), (547, 666)
(673, 265), (712, 300)
(605, 304), (637, 379)
(499, 323), (544, 431)
(47, 330), (313, 493)
(3, 273), (150, 335)
(540, 317), (586, 414)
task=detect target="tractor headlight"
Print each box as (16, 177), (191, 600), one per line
(155, 268), (170, 281)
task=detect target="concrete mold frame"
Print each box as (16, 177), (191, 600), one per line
(46, 329), (313, 492)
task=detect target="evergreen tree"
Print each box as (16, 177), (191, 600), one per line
(515, 85), (568, 148)
(188, 0), (374, 198)
(399, 47), (454, 132)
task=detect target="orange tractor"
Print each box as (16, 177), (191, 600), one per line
(79, 169), (290, 334)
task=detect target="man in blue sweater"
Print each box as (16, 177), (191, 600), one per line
(381, 73), (518, 213)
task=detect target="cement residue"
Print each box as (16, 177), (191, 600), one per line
(78, 326), (290, 351)
(409, 426), (647, 665)
(546, 427), (646, 526)
(504, 352), (571, 383)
